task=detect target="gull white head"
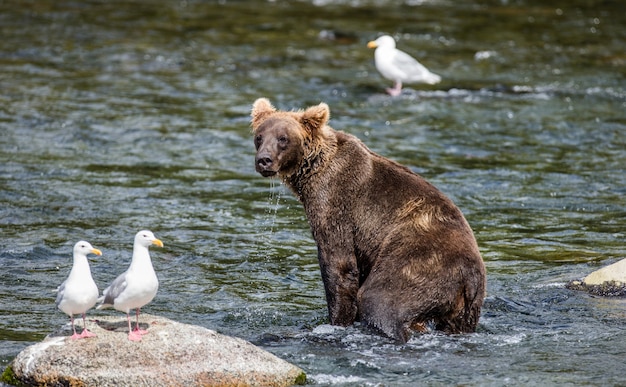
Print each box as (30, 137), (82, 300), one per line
(73, 241), (102, 259)
(367, 35), (396, 50)
(134, 230), (164, 249)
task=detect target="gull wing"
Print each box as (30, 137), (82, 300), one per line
(100, 271), (128, 306)
(55, 280), (67, 306)
(391, 49), (437, 82)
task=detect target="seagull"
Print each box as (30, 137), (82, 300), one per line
(367, 35), (441, 96)
(97, 230), (163, 342)
(56, 241), (102, 340)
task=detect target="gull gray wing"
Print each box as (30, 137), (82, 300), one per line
(55, 281), (67, 306)
(392, 50), (431, 78)
(100, 271), (128, 306)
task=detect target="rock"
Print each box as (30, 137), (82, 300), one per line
(3, 314), (306, 387)
(566, 279), (626, 297)
(582, 258), (626, 285)
(566, 258), (626, 297)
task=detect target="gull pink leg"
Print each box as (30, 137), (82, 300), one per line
(386, 81), (403, 97)
(133, 308), (149, 335)
(127, 312), (142, 341)
(69, 315), (82, 340)
(78, 313), (96, 338)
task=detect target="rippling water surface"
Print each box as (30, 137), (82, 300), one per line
(1, 0), (625, 385)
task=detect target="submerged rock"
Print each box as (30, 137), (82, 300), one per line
(566, 258), (626, 297)
(4, 314), (306, 387)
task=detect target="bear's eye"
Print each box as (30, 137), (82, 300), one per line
(254, 135), (262, 148)
(278, 135), (288, 145)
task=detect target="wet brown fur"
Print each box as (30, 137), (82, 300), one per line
(251, 98), (486, 342)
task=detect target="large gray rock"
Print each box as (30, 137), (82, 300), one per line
(3, 314), (305, 386)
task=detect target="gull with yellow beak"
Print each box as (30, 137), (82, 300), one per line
(56, 241), (102, 340)
(97, 230), (163, 341)
(367, 35), (441, 96)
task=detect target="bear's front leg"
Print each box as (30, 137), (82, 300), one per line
(317, 247), (359, 326)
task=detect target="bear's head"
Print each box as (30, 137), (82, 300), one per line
(251, 98), (332, 179)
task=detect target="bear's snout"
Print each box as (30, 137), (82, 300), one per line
(255, 153), (277, 177)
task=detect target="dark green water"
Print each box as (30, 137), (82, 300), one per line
(1, 0), (625, 385)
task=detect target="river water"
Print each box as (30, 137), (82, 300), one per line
(1, 0), (625, 385)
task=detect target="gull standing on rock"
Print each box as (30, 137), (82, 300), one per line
(367, 35), (441, 96)
(56, 241), (102, 340)
(97, 230), (163, 342)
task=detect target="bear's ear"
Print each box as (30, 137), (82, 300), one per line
(251, 98), (276, 130)
(300, 102), (330, 135)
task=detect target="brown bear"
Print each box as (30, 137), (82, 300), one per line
(251, 98), (486, 343)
